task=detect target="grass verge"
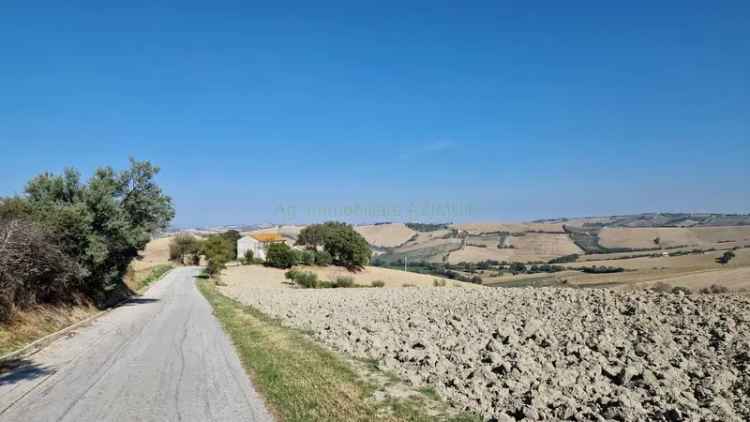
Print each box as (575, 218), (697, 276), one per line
(127, 264), (174, 293)
(197, 279), (478, 422)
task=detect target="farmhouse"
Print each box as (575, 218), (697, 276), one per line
(237, 232), (286, 261)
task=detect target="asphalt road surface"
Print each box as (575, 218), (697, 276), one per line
(0, 267), (273, 422)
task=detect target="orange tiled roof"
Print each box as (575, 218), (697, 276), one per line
(251, 232), (285, 242)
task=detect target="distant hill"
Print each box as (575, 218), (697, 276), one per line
(533, 213), (750, 228)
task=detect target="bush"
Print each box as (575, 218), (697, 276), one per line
(579, 266), (625, 274)
(333, 276), (354, 288)
(202, 234), (234, 276)
(716, 251), (736, 265)
(265, 243), (297, 269)
(314, 250), (333, 266)
(509, 262), (526, 274)
(0, 219), (82, 322)
(548, 254), (579, 264)
(285, 270), (319, 288)
(371, 280), (385, 288)
(300, 250), (316, 266)
(699, 284), (730, 294)
(243, 249), (255, 265)
(433, 278), (447, 287)
(671, 286), (692, 295)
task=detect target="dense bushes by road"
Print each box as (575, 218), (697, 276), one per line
(0, 159), (174, 321)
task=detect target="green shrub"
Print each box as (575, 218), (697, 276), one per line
(243, 249), (255, 265)
(300, 250), (315, 266)
(370, 280), (385, 288)
(265, 243), (297, 269)
(203, 234), (234, 276)
(296, 271), (320, 288)
(433, 278), (447, 287)
(333, 276), (354, 288)
(314, 250), (333, 266)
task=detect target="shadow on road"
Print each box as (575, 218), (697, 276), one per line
(122, 298), (160, 306)
(0, 358), (53, 386)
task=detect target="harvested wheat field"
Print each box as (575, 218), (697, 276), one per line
(354, 223), (417, 248)
(220, 264), (479, 289)
(598, 226), (750, 250)
(448, 233), (582, 264)
(220, 286), (750, 421)
(130, 236), (173, 271)
(451, 222), (565, 235)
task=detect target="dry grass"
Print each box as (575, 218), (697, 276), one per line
(130, 236), (173, 272)
(220, 265), (480, 290)
(355, 224), (417, 248)
(450, 222), (565, 235)
(0, 303), (97, 356)
(199, 280), (480, 422)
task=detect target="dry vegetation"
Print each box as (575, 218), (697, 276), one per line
(0, 303), (97, 356)
(355, 223), (418, 248)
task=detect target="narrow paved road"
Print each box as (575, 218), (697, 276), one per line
(0, 267), (273, 422)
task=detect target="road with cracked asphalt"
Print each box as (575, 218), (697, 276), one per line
(0, 267), (273, 422)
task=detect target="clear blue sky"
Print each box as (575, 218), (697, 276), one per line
(1, 1), (748, 227)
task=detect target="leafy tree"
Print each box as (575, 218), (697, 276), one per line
(297, 222), (371, 270)
(265, 243), (297, 269)
(220, 230), (242, 259)
(314, 250), (333, 266)
(319, 223), (372, 270)
(202, 234), (234, 276)
(169, 234), (203, 262)
(22, 159), (174, 299)
(1, 158), (174, 310)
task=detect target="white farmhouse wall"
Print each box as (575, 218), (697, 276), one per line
(238, 236), (267, 260)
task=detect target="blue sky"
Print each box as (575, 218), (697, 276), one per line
(1, 1), (748, 227)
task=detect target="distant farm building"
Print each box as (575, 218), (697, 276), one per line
(237, 232), (286, 261)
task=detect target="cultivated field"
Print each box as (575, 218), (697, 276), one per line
(220, 285), (750, 421)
